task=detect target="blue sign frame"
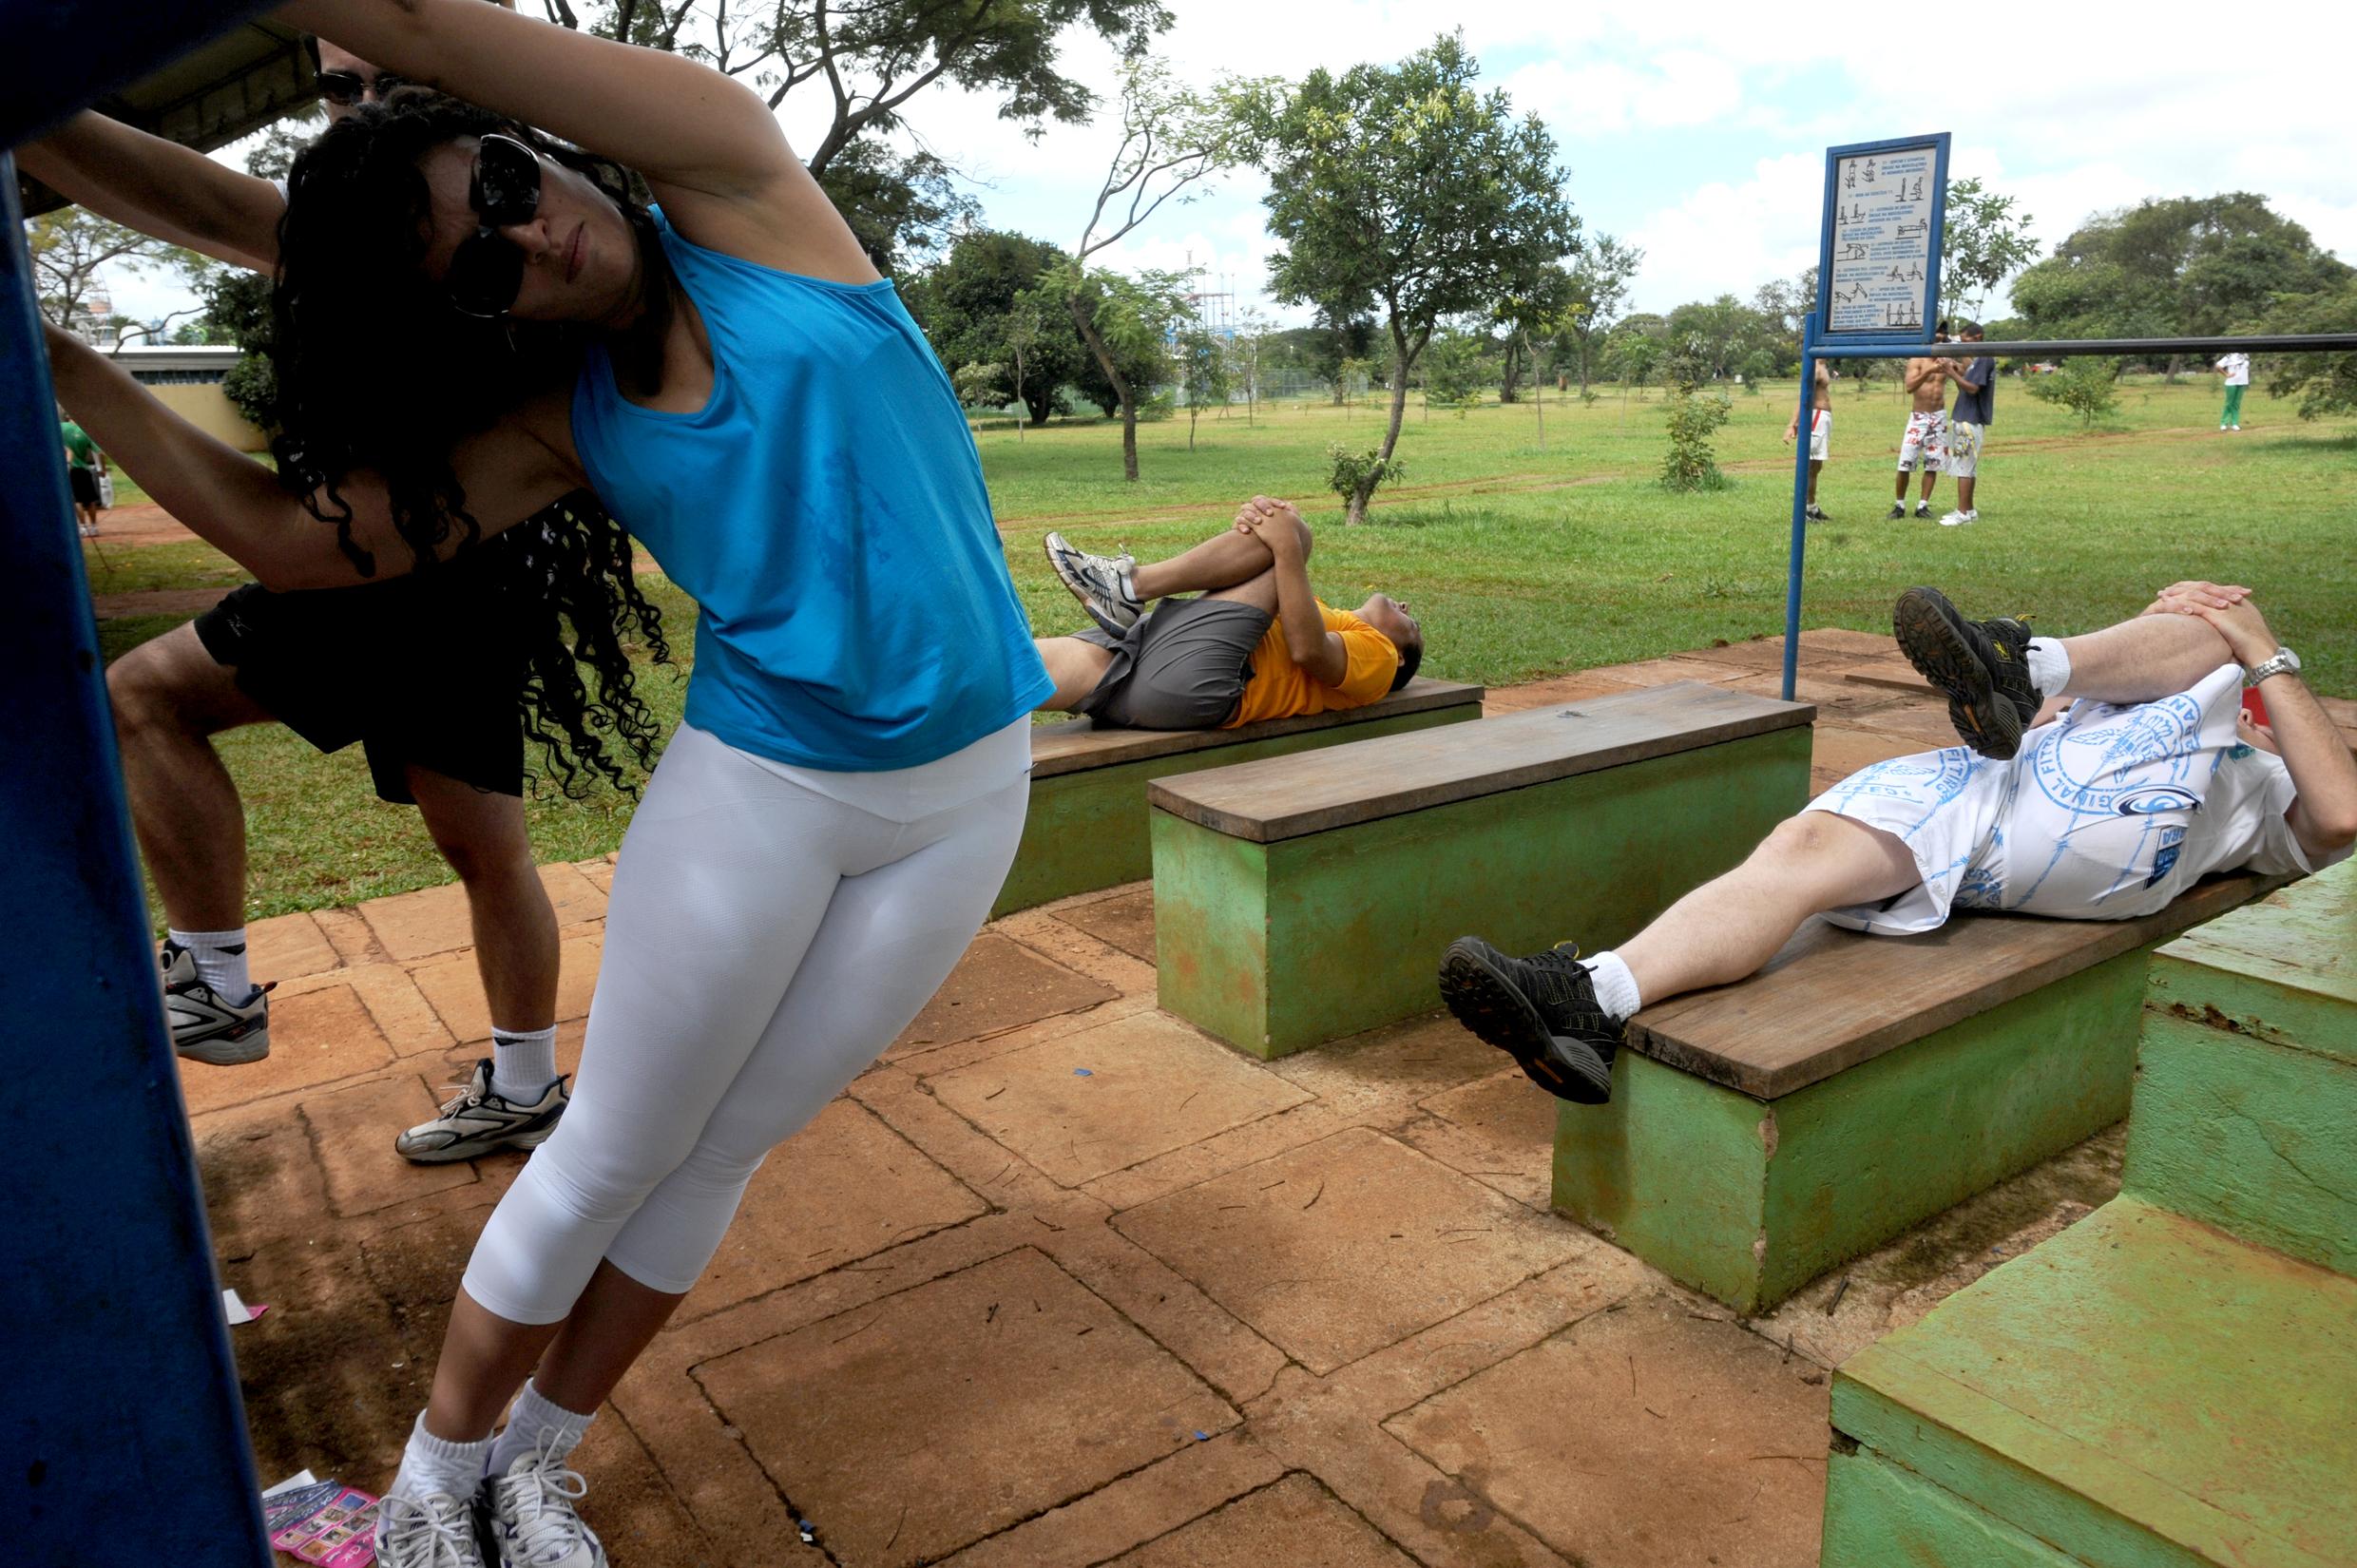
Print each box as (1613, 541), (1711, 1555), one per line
(1812, 132), (1951, 347)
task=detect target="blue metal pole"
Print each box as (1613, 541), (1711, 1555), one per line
(0, 152), (274, 1563)
(1781, 312), (1819, 702)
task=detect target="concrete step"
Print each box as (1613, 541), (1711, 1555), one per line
(2136, 857), (2357, 1276)
(1828, 1195), (2357, 1568)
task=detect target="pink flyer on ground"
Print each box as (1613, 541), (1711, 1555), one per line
(263, 1479), (380, 1566)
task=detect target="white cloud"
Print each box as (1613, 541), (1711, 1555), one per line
(1622, 153), (1820, 314)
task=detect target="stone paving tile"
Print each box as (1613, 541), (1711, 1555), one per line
(300, 1074), (479, 1217)
(1399, 1069), (1562, 1210)
(406, 928), (604, 1043)
(938, 1434), (1287, 1568)
(316, 906), (389, 966)
(247, 910), (340, 985)
(1115, 1127), (1590, 1375)
(889, 930), (1120, 1061)
(1385, 1291), (1830, 1568)
(193, 1098), (333, 1263)
(357, 861), (608, 963)
(1687, 635), (1891, 675)
(1847, 696), (1982, 748)
(1050, 885), (1158, 964)
(1102, 1472), (1420, 1567)
(1577, 655), (1755, 688)
(682, 1096), (987, 1323)
(228, 1233), (421, 1495)
(929, 1010), (1313, 1188)
(178, 982), (396, 1117)
(1481, 670), (1640, 715)
(695, 1246), (1238, 1568)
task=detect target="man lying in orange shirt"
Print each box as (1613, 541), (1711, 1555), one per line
(1037, 498), (1424, 731)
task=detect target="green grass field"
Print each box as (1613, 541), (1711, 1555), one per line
(90, 373), (2355, 922)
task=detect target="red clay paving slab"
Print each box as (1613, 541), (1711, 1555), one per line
(1384, 1291), (1830, 1568)
(1051, 885), (1159, 964)
(1577, 655), (1754, 689)
(889, 931), (1121, 1059)
(1102, 1473), (1419, 1567)
(681, 1096), (987, 1322)
(178, 982), (397, 1117)
(1113, 1127), (1589, 1375)
(406, 928), (605, 1042)
(246, 910), (341, 984)
(300, 1074), (479, 1217)
(1413, 1070), (1562, 1192)
(357, 860), (610, 963)
(193, 1098), (334, 1262)
(927, 1009), (1314, 1188)
(694, 1246), (1238, 1568)
(1481, 669), (1640, 715)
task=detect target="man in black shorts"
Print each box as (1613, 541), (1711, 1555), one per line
(1038, 497), (1423, 731)
(22, 32), (567, 1163)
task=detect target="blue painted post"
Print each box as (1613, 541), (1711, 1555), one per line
(0, 155), (274, 1561)
(1782, 311), (1820, 702)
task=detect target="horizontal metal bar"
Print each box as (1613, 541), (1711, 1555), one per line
(1809, 333), (2357, 360)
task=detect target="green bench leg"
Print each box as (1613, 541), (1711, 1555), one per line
(1153, 728), (1811, 1059)
(991, 705), (1478, 918)
(1552, 948), (2150, 1312)
(1823, 1448), (2081, 1568)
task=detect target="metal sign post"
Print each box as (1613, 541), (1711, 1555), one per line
(1783, 133), (1950, 700)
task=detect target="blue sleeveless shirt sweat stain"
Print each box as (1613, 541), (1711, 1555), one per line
(569, 210), (1050, 772)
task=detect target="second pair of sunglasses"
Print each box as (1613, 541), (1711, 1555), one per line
(316, 68), (409, 106)
(448, 133), (545, 319)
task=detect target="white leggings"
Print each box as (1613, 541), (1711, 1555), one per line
(461, 718), (1031, 1324)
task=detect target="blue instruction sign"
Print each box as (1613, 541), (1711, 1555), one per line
(1814, 133), (1949, 344)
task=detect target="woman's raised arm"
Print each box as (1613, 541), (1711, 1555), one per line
(278, 0), (875, 280)
(44, 323), (575, 591)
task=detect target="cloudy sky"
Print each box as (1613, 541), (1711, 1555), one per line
(102, 0), (2357, 330)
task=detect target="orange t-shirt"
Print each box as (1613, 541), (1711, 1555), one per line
(1222, 602), (1400, 728)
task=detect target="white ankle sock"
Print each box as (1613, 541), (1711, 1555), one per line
(390, 1411), (495, 1503)
(2025, 638), (2071, 698)
(1581, 950), (1642, 1022)
(487, 1379), (594, 1478)
(168, 927), (251, 1000)
(489, 1025), (560, 1103)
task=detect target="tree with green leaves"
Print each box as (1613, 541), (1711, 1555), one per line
(1230, 308), (1270, 426)
(1176, 326), (1232, 449)
(543, 0), (1173, 271)
(1561, 234), (1643, 394)
(1492, 259), (1574, 405)
(1310, 313), (1376, 406)
(1939, 176), (2040, 330)
(26, 207), (211, 337)
(1420, 331), (1487, 414)
(1230, 32), (1579, 522)
(1000, 294), (1046, 441)
(903, 228), (1088, 425)
(1659, 334), (1732, 491)
(2258, 279), (2357, 419)
(2023, 357), (2121, 427)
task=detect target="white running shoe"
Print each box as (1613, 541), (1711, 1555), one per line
(487, 1436), (607, 1568)
(160, 941), (271, 1065)
(395, 1060), (569, 1164)
(1938, 509), (1979, 527)
(374, 1490), (489, 1568)
(1043, 531), (1142, 635)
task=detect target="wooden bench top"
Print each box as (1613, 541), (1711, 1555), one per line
(1146, 681), (1814, 842)
(1632, 870), (2292, 1100)
(1028, 677), (1484, 780)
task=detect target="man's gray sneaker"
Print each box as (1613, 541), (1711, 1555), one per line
(374, 1491), (489, 1568)
(395, 1060), (568, 1164)
(1043, 531), (1141, 634)
(161, 942), (271, 1065)
(487, 1436), (606, 1568)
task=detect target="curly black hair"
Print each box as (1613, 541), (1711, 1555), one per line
(269, 92), (672, 797)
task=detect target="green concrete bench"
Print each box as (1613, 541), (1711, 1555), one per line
(1147, 681), (1815, 1059)
(1554, 870), (2287, 1315)
(994, 677), (1485, 918)
(1823, 859), (2356, 1568)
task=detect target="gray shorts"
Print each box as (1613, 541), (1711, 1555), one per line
(1075, 596), (1273, 730)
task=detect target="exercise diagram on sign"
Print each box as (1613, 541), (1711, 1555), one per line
(1829, 145), (1937, 333)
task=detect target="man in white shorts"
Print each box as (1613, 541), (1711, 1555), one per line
(1939, 322), (1995, 526)
(1782, 359), (1833, 522)
(1438, 581), (2357, 1103)
(1888, 334), (1950, 519)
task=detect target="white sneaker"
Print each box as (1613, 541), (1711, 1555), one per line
(395, 1060), (569, 1164)
(1938, 509), (1978, 527)
(160, 942), (271, 1064)
(374, 1490), (489, 1568)
(1042, 531), (1142, 634)
(487, 1437), (606, 1567)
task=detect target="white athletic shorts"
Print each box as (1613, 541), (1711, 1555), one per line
(1897, 410), (1948, 472)
(1808, 409), (1830, 461)
(1947, 419), (1983, 478)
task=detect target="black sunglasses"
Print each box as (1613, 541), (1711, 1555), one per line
(446, 133), (544, 319)
(316, 68), (409, 106)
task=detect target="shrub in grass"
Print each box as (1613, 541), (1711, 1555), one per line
(2025, 357), (2122, 427)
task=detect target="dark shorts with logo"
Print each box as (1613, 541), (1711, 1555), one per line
(1073, 595), (1274, 731)
(191, 520), (549, 804)
(69, 466), (101, 506)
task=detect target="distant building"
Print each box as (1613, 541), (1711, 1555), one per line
(101, 344), (266, 452)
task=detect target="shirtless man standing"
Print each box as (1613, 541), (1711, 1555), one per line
(1782, 359), (1833, 522)
(1888, 332), (1950, 520)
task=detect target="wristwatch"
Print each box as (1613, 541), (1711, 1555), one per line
(2245, 647), (2302, 684)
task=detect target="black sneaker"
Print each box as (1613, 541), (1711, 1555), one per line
(1804, 504), (1830, 523)
(1893, 585), (2041, 760)
(1437, 937), (1622, 1104)
(1885, 503), (1906, 521)
(1914, 501), (1933, 519)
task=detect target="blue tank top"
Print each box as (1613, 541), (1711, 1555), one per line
(570, 210), (1050, 772)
